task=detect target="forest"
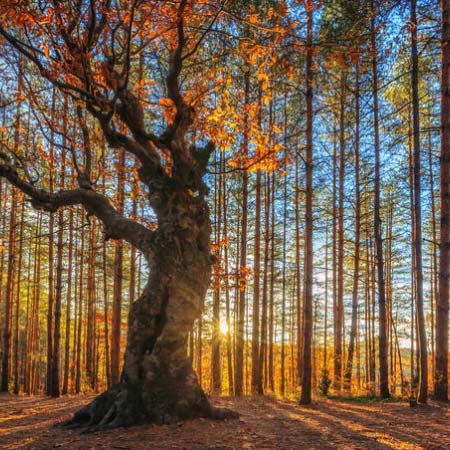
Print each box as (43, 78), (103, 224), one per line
(0, 0), (449, 449)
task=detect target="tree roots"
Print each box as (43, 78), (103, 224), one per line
(60, 383), (239, 433)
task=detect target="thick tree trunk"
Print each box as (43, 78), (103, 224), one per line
(65, 192), (237, 429)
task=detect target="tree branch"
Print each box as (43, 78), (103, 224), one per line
(0, 159), (153, 253)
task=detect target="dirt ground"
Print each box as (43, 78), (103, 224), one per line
(0, 393), (449, 450)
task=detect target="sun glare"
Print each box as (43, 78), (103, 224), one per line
(220, 319), (229, 335)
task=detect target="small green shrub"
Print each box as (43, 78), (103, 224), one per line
(319, 367), (332, 396)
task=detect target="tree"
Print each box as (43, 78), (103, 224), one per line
(410, 0), (427, 403)
(0, 1), (237, 428)
(50, 98), (68, 398)
(234, 68), (250, 397)
(111, 149), (125, 386)
(1, 66), (21, 391)
(436, 0), (450, 401)
(370, 0), (390, 399)
(344, 60), (361, 392)
(335, 71), (347, 392)
(300, 0), (314, 405)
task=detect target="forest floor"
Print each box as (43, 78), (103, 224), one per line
(0, 393), (449, 450)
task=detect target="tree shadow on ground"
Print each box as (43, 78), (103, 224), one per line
(0, 393), (449, 449)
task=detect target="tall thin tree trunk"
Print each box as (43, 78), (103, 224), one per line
(428, 104), (438, 380)
(30, 214), (43, 394)
(344, 63), (361, 391)
(335, 74), (346, 391)
(23, 199), (32, 394)
(222, 154), (233, 395)
(295, 149), (303, 386)
(323, 220), (329, 370)
(197, 316), (203, 388)
(251, 167), (262, 393)
(86, 222), (97, 389)
(1, 128), (20, 393)
(111, 150), (125, 385)
(370, 0), (390, 398)
(410, 0), (428, 403)
(13, 200), (25, 393)
(51, 100), (67, 397)
(75, 218), (85, 394)
(269, 172), (275, 392)
(259, 170), (270, 394)
(235, 69), (250, 396)
(46, 91), (56, 395)
(62, 200), (74, 395)
(300, 0), (314, 405)
(280, 97), (288, 394)
(2, 189), (17, 392)
(332, 114), (338, 391)
(408, 119), (416, 384)
(436, 0), (450, 401)
(211, 148), (222, 394)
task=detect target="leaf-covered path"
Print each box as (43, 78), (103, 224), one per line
(0, 393), (448, 449)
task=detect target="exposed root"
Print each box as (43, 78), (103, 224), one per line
(61, 383), (239, 432)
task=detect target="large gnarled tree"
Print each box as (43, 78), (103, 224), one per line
(0, 0), (237, 429)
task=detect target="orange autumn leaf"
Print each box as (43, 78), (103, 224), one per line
(159, 97), (177, 125)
